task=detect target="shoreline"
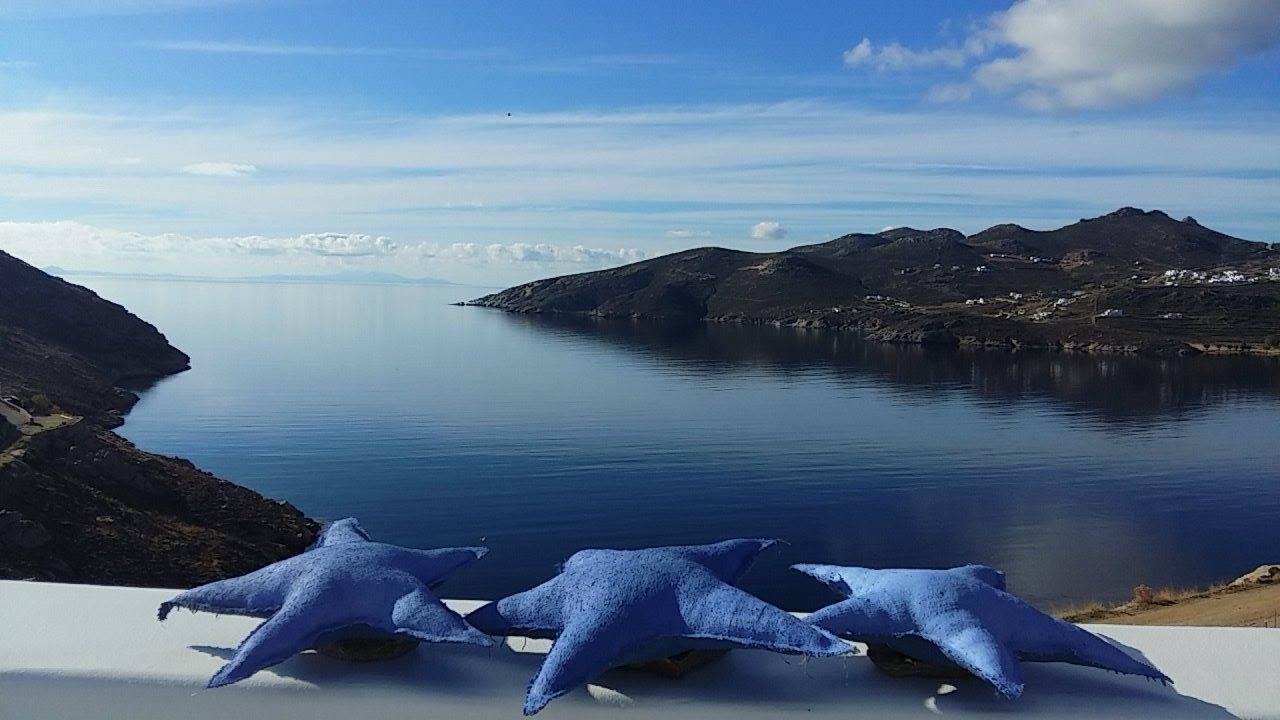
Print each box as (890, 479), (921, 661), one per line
(462, 303), (1280, 358)
(1, 249), (318, 587)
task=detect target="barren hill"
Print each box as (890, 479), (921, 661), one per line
(470, 208), (1280, 355)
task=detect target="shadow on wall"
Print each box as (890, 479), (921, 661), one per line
(171, 640), (1232, 718)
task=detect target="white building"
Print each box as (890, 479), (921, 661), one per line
(0, 397), (32, 428)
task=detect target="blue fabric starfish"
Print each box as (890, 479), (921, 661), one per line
(793, 563), (1171, 697)
(467, 539), (850, 715)
(158, 518), (492, 687)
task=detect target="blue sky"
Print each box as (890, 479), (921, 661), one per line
(0, 0), (1277, 284)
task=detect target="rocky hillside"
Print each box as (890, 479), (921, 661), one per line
(1, 250), (317, 586)
(470, 209), (1280, 355)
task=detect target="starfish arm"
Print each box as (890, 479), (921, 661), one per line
(675, 539), (776, 584)
(522, 613), (641, 716)
(466, 578), (566, 637)
(1022, 619), (1171, 683)
(684, 583), (850, 656)
(399, 546), (487, 588)
(207, 591), (334, 688)
(312, 517), (371, 548)
(923, 620), (1025, 698)
(157, 559), (301, 620)
(391, 587), (493, 646)
(804, 595), (911, 642)
(951, 565), (1007, 591)
(792, 563), (878, 596)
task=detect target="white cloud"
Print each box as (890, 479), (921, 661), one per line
(229, 232), (396, 257)
(845, 0), (1280, 110)
(427, 242), (645, 266)
(749, 221), (786, 241)
(664, 229), (711, 239)
(180, 161), (257, 177)
(0, 220), (643, 271)
(0, 221), (392, 258)
(843, 35), (988, 72)
(843, 39), (873, 65)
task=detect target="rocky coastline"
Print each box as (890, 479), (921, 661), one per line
(1, 249), (317, 587)
(468, 208), (1280, 357)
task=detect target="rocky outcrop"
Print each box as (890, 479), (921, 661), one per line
(0, 251), (189, 381)
(1, 250), (191, 421)
(0, 420), (314, 586)
(0, 420), (17, 449)
(0, 250), (317, 587)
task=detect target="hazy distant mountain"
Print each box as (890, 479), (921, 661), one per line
(470, 208), (1280, 355)
(249, 269), (457, 285)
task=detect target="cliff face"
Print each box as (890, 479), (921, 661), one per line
(470, 209), (1280, 355)
(0, 251), (192, 372)
(0, 249), (317, 586)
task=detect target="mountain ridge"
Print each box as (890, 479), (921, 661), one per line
(469, 208), (1280, 355)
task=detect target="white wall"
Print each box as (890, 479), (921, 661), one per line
(2, 581), (1278, 719)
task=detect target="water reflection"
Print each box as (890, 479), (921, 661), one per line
(495, 312), (1280, 425)
(83, 279), (1280, 612)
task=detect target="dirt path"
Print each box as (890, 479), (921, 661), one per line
(1, 414), (80, 468)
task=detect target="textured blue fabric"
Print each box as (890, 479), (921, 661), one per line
(794, 564), (1171, 697)
(468, 539), (850, 715)
(158, 518), (491, 687)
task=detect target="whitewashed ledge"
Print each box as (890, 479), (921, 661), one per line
(2, 581), (1278, 719)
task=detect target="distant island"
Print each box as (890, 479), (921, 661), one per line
(1, 249), (317, 587)
(468, 208), (1280, 356)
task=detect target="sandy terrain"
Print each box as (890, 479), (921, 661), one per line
(1100, 582), (1280, 627)
(1061, 566), (1280, 628)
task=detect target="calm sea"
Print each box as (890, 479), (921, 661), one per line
(84, 278), (1280, 611)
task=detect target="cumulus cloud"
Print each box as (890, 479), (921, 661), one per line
(427, 242), (645, 266)
(180, 161), (257, 177)
(0, 221), (643, 270)
(664, 229), (711, 239)
(228, 232), (396, 257)
(843, 36), (988, 71)
(749, 221), (786, 241)
(845, 0), (1280, 110)
(0, 221), (392, 258)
